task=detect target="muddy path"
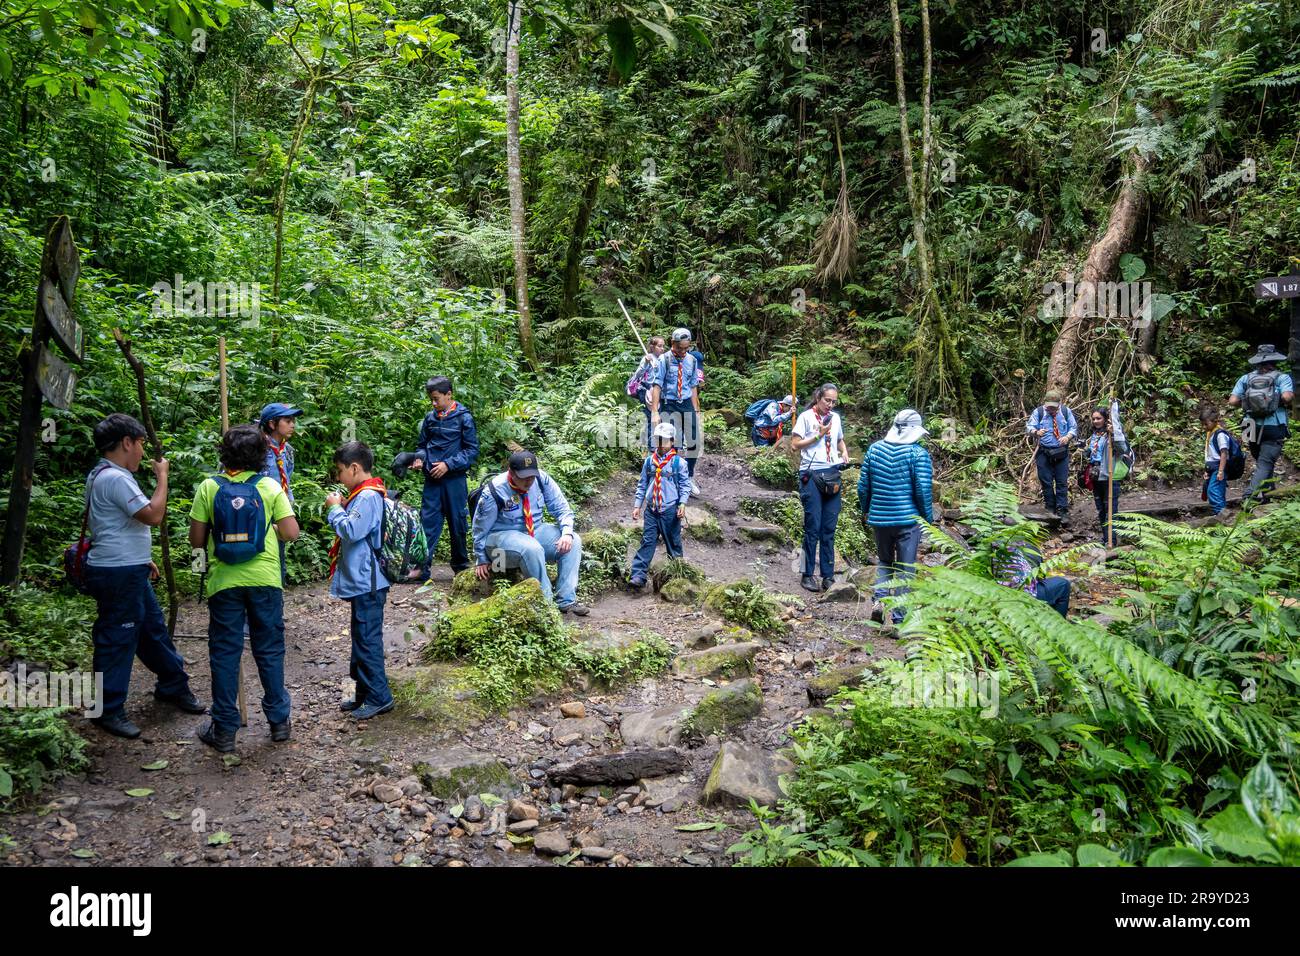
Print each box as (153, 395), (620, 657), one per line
(3, 443), (1291, 869)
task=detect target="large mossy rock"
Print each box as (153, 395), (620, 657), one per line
(682, 505), (722, 544)
(672, 642), (762, 679)
(659, 577), (704, 605)
(689, 678), (763, 737)
(412, 745), (512, 800)
(701, 741), (794, 808)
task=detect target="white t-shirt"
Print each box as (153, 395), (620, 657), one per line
(1204, 430), (1231, 467)
(793, 409), (844, 470)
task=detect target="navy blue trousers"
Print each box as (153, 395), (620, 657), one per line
(800, 474), (842, 578)
(348, 589), (392, 708)
(1035, 447), (1070, 513)
(85, 563), (190, 718)
(631, 509), (684, 581)
(1036, 576), (1071, 617)
(208, 586), (289, 734)
(421, 472), (470, 572)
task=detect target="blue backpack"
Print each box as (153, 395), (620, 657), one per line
(744, 399), (775, 423)
(1216, 429), (1246, 480)
(210, 474), (269, 564)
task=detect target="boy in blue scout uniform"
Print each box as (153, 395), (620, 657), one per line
(413, 375), (479, 580)
(472, 450), (589, 615)
(629, 421), (692, 590)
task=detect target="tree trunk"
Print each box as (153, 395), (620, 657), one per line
(888, 0), (970, 419)
(506, 0), (539, 369)
(1047, 152), (1151, 393)
(559, 157), (604, 319)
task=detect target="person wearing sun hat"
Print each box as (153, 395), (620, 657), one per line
(1025, 388), (1077, 523)
(1228, 344), (1294, 502)
(857, 408), (934, 626)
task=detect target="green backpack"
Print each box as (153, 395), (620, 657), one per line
(359, 489), (429, 585)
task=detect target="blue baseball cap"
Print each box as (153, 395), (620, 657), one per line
(258, 402), (303, 427)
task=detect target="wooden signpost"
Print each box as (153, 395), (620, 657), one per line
(1, 216), (83, 586)
(1254, 266), (1300, 364)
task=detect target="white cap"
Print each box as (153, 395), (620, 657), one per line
(781, 394), (795, 406)
(671, 327), (691, 342)
(653, 421), (677, 441)
(885, 408), (929, 445)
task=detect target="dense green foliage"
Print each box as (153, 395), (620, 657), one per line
(0, 0), (1296, 843)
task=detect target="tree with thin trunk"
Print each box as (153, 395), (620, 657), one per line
(506, 0), (539, 369)
(888, 0), (971, 419)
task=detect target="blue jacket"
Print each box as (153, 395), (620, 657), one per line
(327, 487), (389, 599)
(416, 402), (479, 478)
(634, 450), (691, 512)
(857, 440), (934, 527)
(472, 469), (575, 565)
(1026, 406), (1077, 449)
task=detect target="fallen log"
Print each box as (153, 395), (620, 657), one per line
(546, 748), (689, 785)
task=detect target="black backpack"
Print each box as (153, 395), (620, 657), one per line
(467, 475), (508, 516)
(1215, 429), (1247, 480)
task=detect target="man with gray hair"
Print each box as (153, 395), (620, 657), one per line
(648, 327), (704, 495)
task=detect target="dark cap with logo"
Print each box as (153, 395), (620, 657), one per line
(508, 449), (540, 478)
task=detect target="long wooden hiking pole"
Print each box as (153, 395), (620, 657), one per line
(112, 329), (181, 636)
(1106, 400), (1115, 551)
(218, 338), (249, 727)
(618, 298), (651, 360)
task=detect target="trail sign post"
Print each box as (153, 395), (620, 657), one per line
(1254, 266), (1300, 364)
(1, 216), (83, 586)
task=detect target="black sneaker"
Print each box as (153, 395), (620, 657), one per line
(560, 602), (591, 616)
(821, 576), (834, 591)
(154, 688), (207, 714)
(92, 713), (141, 740)
(270, 720), (291, 742)
(197, 720), (236, 754)
(339, 698), (365, 713)
(801, 575), (821, 593)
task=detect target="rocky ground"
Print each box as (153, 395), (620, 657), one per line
(2, 442), (1290, 868)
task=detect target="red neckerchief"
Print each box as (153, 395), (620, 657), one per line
(267, 439), (289, 491)
(328, 477), (386, 578)
(437, 401), (459, 419)
(1046, 409), (1061, 441)
(509, 476), (534, 536)
(650, 448), (677, 510)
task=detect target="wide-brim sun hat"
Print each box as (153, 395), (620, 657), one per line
(1249, 344), (1287, 365)
(885, 408), (929, 445)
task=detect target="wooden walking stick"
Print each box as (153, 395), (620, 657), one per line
(1105, 399), (1115, 550)
(618, 298), (652, 360)
(111, 329), (181, 636)
(217, 338), (249, 727)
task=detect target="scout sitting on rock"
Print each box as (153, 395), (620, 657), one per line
(471, 449), (590, 615)
(629, 421), (692, 590)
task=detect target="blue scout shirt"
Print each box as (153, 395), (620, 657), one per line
(261, 439), (295, 504)
(1232, 371), (1295, 428)
(754, 401), (794, 431)
(327, 488), (389, 599)
(652, 350), (703, 403)
(472, 469), (575, 566)
(85, 460), (153, 567)
(634, 450), (691, 513)
(416, 402), (480, 477)
(1026, 406), (1077, 449)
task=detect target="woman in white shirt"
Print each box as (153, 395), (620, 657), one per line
(790, 384), (849, 592)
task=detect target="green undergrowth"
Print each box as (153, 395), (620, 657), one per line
(425, 578), (671, 708)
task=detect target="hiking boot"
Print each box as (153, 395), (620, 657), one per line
(869, 602), (886, 624)
(154, 688), (207, 714)
(92, 713), (141, 740)
(197, 721), (236, 754)
(560, 602), (591, 616)
(352, 701), (395, 721)
(821, 576), (834, 591)
(1056, 510), (1072, 526)
(629, 576), (648, 591)
(339, 698), (365, 713)
(270, 719), (291, 742)
(801, 575), (821, 593)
